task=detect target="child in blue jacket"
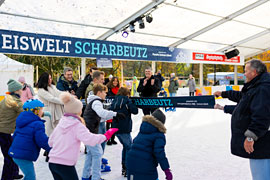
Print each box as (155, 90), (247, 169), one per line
(126, 109), (173, 180)
(9, 99), (51, 180)
(110, 87), (138, 177)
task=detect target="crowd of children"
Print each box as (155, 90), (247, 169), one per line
(0, 79), (173, 180)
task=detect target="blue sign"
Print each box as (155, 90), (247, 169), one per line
(0, 29), (191, 62)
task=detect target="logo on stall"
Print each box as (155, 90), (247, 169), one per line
(194, 53), (204, 60)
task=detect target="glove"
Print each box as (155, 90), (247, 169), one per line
(43, 111), (52, 119)
(104, 128), (118, 140)
(164, 169), (173, 180)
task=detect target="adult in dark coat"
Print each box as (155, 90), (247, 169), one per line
(137, 67), (160, 115)
(75, 67), (97, 99)
(154, 70), (165, 89)
(126, 109), (172, 180)
(56, 67), (78, 95)
(214, 59), (270, 180)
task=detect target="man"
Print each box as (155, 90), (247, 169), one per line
(76, 67), (98, 99)
(187, 74), (196, 96)
(137, 67), (160, 115)
(214, 59), (270, 180)
(56, 67), (78, 95)
(84, 70), (105, 104)
(154, 70), (165, 89)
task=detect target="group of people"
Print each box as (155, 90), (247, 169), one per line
(0, 66), (173, 180)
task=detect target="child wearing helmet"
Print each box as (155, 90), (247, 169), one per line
(8, 99), (51, 180)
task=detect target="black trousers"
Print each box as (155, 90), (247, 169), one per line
(106, 122), (115, 141)
(49, 163), (79, 180)
(189, 92), (195, 96)
(142, 108), (157, 115)
(0, 132), (19, 180)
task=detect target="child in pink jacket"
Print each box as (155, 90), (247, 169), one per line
(48, 92), (118, 180)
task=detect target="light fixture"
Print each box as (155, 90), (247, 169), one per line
(122, 31), (128, 38)
(137, 17), (145, 29)
(225, 49), (239, 59)
(129, 22), (135, 32)
(146, 14), (153, 23)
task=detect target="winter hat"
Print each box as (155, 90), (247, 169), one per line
(7, 79), (23, 92)
(23, 99), (44, 112)
(18, 76), (26, 83)
(133, 76), (137, 80)
(60, 92), (83, 114)
(161, 87), (165, 91)
(151, 109), (166, 124)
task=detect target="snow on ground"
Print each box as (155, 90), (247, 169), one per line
(0, 98), (252, 180)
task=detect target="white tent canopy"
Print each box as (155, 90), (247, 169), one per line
(0, 0), (269, 58)
(0, 54), (34, 96)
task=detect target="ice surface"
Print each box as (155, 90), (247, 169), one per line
(0, 98), (251, 180)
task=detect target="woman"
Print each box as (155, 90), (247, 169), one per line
(37, 72), (64, 136)
(131, 76), (139, 97)
(18, 76), (34, 103)
(187, 74), (196, 96)
(106, 77), (120, 145)
(0, 79), (24, 180)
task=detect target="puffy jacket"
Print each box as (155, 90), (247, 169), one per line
(110, 95), (138, 134)
(56, 74), (78, 93)
(0, 94), (23, 134)
(127, 115), (169, 180)
(137, 75), (160, 97)
(8, 111), (50, 161)
(222, 72), (270, 159)
(76, 74), (92, 99)
(48, 114), (106, 166)
(168, 77), (179, 93)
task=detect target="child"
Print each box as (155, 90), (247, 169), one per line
(0, 79), (24, 180)
(8, 99), (51, 180)
(126, 109), (173, 180)
(48, 92), (118, 180)
(109, 87), (138, 177)
(82, 84), (125, 180)
(158, 87), (167, 97)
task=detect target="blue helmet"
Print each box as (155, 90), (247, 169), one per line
(23, 99), (44, 111)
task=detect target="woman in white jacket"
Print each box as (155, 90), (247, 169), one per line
(37, 72), (64, 136)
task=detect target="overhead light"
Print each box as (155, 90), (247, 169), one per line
(137, 17), (145, 29)
(122, 31), (128, 38)
(146, 14), (153, 23)
(129, 22), (135, 32)
(225, 49), (239, 59)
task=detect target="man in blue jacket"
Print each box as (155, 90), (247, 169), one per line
(214, 59), (270, 180)
(56, 67), (78, 95)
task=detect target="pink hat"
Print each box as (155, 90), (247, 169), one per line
(60, 92), (83, 114)
(18, 76), (25, 83)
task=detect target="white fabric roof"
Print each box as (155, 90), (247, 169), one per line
(0, 54), (33, 71)
(0, 0), (269, 58)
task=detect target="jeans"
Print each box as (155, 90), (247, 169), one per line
(82, 144), (103, 180)
(116, 134), (132, 165)
(169, 93), (176, 97)
(0, 132), (19, 180)
(13, 158), (35, 180)
(98, 121), (106, 152)
(49, 163), (78, 180)
(250, 159), (270, 180)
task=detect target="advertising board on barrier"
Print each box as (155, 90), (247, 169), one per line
(0, 29), (244, 65)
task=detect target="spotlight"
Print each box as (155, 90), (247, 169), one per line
(146, 14), (153, 23)
(122, 31), (128, 38)
(137, 17), (145, 29)
(225, 49), (239, 59)
(129, 22), (135, 32)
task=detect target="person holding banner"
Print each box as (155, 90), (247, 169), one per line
(137, 67), (160, 115)
(214, 59), (270, 180)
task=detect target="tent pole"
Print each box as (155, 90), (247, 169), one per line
(81, 58), (86, 80)
(36, 66), (38, 83)
(121, 61), (124, 86)
(152, 61), (156, 75)
(199, 63), (203, 88)
(234, 65), (238, 85)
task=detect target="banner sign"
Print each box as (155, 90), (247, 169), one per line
(0, 29), (244, 65)
(105, 95), (216, 109)
(97, 58), (113, 68)
(192, 52), (240, 63)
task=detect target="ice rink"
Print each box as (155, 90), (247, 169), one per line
(0, 98), (252, 180)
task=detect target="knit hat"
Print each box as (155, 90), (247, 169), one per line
(18, 76), (26, 83)
(152, 109), (166, 124)
(7, 79), (23, 92)
(60, 92), (83, 114)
